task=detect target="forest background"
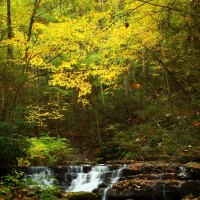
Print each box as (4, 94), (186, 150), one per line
(0, 0), (200, 167)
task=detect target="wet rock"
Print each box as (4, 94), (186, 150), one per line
(104, 178), (200, 200)
(19, 162), (200, 200)
(183, 162), (200, 180)
(106, 179), (182, 199)
(181, 181), (200, 197)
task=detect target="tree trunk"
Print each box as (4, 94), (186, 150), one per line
(24, 0), (41, 73)
(100, 82), (105, 106)
(94, 108), (103, 148)
(1, 0), (13, 121)
(7, 0), (12, 60)
(0, 86), (6, 121)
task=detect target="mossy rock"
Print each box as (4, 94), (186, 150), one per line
(63, 192), (99, 200)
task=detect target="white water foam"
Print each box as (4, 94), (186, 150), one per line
(24, 164), (127, 200)
(102, 165), (127, 200)
(25, 166), (54, 187)
(67, 165), (110, 192)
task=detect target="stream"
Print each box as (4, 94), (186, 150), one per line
(24, 165), (127, 200)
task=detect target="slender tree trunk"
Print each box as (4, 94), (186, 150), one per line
(7, 0), (12, 61)
(10, 85), (24, 120)
(100, 82), (105, 106)
(1, 0), (13, 121)
(24, 0), (41, 73)
(123, 77), (129, 97)
(94, 108), (103, 148)
(0, 86), (6, 121)
(142, 47), (146, 77)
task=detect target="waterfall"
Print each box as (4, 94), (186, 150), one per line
(67, 166), (83, 173)
(24, 164), (127, 200)
(102, 165), (127, 200)
(159, 171), (166, 200)
(25, 166), (54, 187)
(66, 165), (110, 192)
(178, 166), (188, 179)
(162, 181), (166, 200)
(110, 165), (125, 183)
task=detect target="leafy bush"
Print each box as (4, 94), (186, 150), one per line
(0, 185), (11, 196)
(1, 170), (24, 187)
(0, 122), (30, 166)
(39, 187), (55, 200)
(21, 134), (73, 165)
(0, 170), (25, 200)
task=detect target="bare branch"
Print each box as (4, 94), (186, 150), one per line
(138, 0), (200, 17)
(99, 0), (152, 32)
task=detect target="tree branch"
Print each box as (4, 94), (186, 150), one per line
(138, 0), (200, 17)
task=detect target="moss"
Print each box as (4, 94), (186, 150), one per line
(63, 192), (99, 200)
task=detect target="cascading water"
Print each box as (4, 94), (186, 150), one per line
(66, 165), (110, 192)
(159, 171), (166, 200)
(24, 166), (54, 187)
(102, 165), (127, 200)
(178, 166), (188, 179)
(24, 164), (127, 200)
(67, 166), (84, 173)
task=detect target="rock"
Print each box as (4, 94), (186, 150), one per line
(63, 192), (98, 200)
(183, 162), (200, 180)
(105, 179), (183, 200)
(181, 181), (200, 197)
(54, 191), (63, 199)
(103, 179), (200, 200)
(17, 162), (200, 200)
(182, 194), (200, 200)
(121, 172), (179, 181)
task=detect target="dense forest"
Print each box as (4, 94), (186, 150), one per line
(0, 0), (200, 167)
(0, 0), (200, 200)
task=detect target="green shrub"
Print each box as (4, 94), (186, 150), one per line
(1, 170), (24, 187)
(39, 187), (55, 200)
(0, 170), (24, 199)
(21, 134), (73, 165)
(0, 185), (11, 196)
(0, 122), (30, 166)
